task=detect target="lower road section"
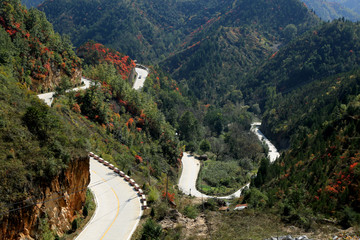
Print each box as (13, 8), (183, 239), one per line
(179, 122), (279, 199)
(178, 153), (249, 199)
(76, 158), (142, 240)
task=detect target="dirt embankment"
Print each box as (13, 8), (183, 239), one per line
(0, 156), (90, 240)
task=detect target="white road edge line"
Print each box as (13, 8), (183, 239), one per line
(75, 172), (100, 240)
(126, 202), (143, 240)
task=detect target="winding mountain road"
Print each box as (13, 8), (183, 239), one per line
(178, 153), (250, 199)
(37, 72), (149, 240)
(75, 158), (141, 240)
(178, 122), (279, 199)
(37, 77), (92, 106)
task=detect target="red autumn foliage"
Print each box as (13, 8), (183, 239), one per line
(77, 41), (136, 79)
(126, 118), (134, 128)
(135, 155), (143, 163)
(72, 103), (81, 113)
(162, 191), (175, 202)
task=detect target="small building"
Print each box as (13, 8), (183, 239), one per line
(234, 204), (248, 211)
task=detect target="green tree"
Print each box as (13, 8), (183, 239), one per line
(178, 111), (199, 142)
(200, 139), (211, 152)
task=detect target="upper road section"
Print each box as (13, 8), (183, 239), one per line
(133, 65), (149, 90)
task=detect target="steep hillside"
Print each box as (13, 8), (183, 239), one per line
(250, 69), (360, 228)
(161, 0), (319, 103)
(0, 1), (182, 239)
(37, 0), (232, 63)
(301, 0), (360, 21)
(237, 20), (360, 229)
(77, 41), (135, 80)
(21, 0), (43, 8)
(0, 24), (90, 238)
(333, 0), (360, 16)
(245, 20), (360, 113)
(0, 0), (81, 92)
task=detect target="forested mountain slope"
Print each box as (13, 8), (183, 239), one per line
(301, 0), (360, 21)
(0, 0), (81, 92)
(240, 20), (360, 228)
(161, 0), (319, 103)
(21, 0), (43, 8)
(37, 0), (234, 63)
(245, 20), (360, 116)
(0, 1), (90, 238)
(251, 69), (360, 228)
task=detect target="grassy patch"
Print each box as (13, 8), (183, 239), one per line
(197, 160), (248, 196)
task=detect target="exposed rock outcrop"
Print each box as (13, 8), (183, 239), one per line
(160, 209), (208, 239)
(32, 67), (82, 93)
(0, 156), (90, 240)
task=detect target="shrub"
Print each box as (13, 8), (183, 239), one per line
(183, 205), (199, 219)
(140, 219), (162, 240)
(71, 218), (78, 233)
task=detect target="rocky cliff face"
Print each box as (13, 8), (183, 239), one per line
(0, 155), (90, 240)
(33, 67), (82, 93)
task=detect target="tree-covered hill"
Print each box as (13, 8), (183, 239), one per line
(21, 0), (43, 8)
(237, 19), (360, 228)
(37, 0), (234, 63)
(161, 0), (319, 103)
(301, 0), (360, 21)
(0, 0), (82, 93)
(250, 69), (360, 228)
(245, 20), (360, 112)
(0, 1), (185, 238)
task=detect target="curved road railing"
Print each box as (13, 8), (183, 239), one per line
(75, 154), (146, 240)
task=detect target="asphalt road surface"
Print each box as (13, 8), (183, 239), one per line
(251, 122), (280, 162)
(37, 77), (92, 106)
(133, 67), (149, 90)
(75, 158), (142, 240)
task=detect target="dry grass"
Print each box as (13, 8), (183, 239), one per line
(206, 209), (359, 240)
